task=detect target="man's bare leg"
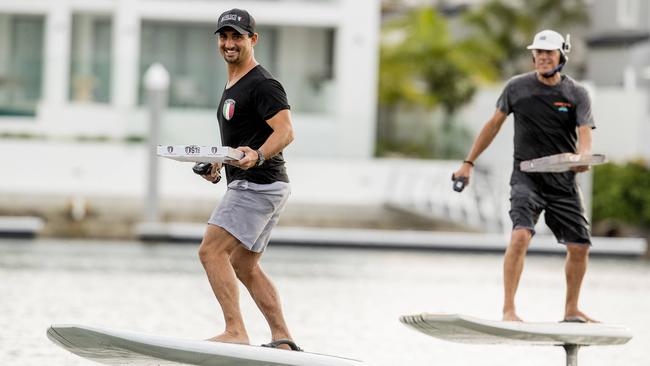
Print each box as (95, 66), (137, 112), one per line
(564, 243), (598, 322)
(198, 225), (250, 344)
(230, 246), (294, 349)
(503, 228), (533, 321)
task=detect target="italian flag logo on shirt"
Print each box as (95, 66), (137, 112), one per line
(222, 99), (236, 121)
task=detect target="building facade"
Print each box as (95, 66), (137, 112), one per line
(585, 0), (650, 161)
(0, 0), (380, 158)
(586, 0), (650, 88)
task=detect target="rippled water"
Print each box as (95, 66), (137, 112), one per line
(1, 239), (648, 366)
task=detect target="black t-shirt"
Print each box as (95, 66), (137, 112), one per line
(496, 72), (595, 164)
(217, 65), (290, 184)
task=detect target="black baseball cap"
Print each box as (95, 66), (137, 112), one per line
(214, 9), (255, 36)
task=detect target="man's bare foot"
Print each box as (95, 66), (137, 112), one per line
(502, 310), (524, 322)
(206, 330), (250, 345)
(564, 310), (599, 323)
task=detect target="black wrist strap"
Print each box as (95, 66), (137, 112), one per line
(463, 160), (475, 167)
(255, 149), (265, 166)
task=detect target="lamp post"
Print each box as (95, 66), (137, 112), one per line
(143, 63), (169, 222)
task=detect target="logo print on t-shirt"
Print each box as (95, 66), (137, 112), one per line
(553, 101), (572, 113)
(223, 99), (236, 121)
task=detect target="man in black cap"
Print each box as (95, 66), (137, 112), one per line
(197, 8), (300, 351)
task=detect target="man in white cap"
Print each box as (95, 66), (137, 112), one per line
(452, 30), (597, 322)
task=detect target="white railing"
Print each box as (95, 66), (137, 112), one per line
(386, 160), (510, 233)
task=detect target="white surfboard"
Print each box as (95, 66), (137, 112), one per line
(399, 313), (633, 346)
(47, 324), (365, 366)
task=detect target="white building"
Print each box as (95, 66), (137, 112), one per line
(0, 0), (381, 158)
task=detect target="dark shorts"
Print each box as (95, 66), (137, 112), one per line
(509, 169), (591, 245)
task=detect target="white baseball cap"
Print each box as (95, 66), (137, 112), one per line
(527, 30), (570, 53)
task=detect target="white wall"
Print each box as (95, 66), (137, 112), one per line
(591, 87), (649, 162)
(42, 0), (71, 108)
(334, 0), (381, 158)
(457, 85), (514, 171)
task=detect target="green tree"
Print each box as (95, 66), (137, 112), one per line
(593, 161), (650, 229)
(463, 0), (589, 77)
(376, 1), (589, 158)
(378, 7), (499, 158)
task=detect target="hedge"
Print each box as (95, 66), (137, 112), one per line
(592, 160), (650, 228)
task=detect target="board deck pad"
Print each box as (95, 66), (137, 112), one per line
(47, 324), (365, 366)
(157, 145), (244, 163)
(399, 313), (632, 346)
(520, 153), (607, 173)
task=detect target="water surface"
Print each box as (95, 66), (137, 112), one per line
(1, 239), (648, 365)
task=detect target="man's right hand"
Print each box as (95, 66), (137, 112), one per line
(452, 163), (473, 189)
(201, 162), (223, 184)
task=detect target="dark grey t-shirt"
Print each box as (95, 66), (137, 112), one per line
(496, 72), (595, 164)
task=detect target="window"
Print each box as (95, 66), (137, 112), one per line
(69, 14), (113, 104)
(0, 14), (44, 116)
(138, 22), (335, 114)
(139, 21), (276, 109)
(274, 26), (336, 114)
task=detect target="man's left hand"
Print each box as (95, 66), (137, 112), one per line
(571, 165), (590, 173)
(227, 146), (258, 170)
(570, 153), (591, 173)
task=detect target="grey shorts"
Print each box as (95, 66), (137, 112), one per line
(208, 179), (290, 252)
